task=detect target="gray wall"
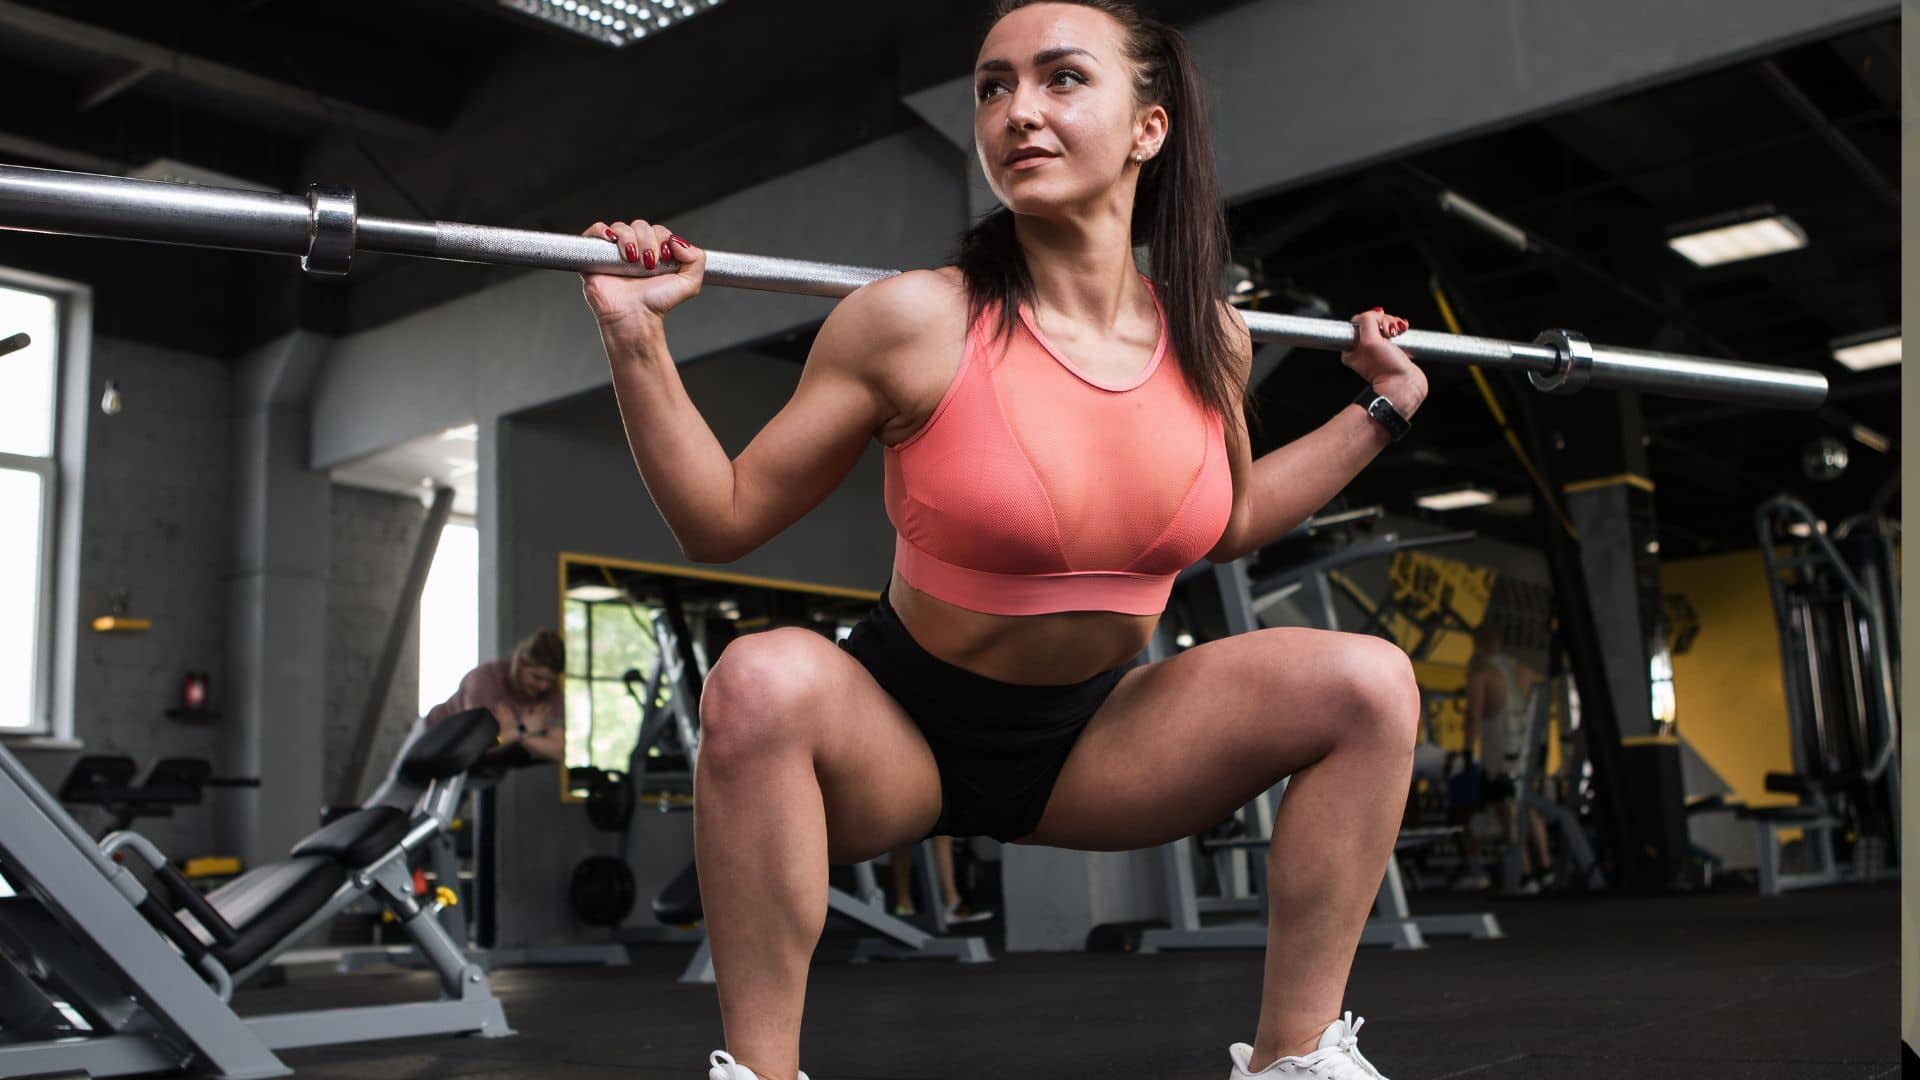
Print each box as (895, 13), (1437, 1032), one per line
(18, 337), (237, 857)
(323, 485), (427, 807)
(486, 349), (893, 947)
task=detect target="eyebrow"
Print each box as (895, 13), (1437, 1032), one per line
(976, 46), (1098, 76)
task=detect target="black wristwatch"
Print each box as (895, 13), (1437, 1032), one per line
(1352, 387), (1412, 442)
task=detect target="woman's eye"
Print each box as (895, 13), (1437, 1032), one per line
(1050, 69), (1086, 88)
(977, 81), (1006, 102)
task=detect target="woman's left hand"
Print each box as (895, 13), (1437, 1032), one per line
(1342, 308), (1428, 418)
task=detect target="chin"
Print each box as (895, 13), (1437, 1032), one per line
(998, 181), (1082, 219)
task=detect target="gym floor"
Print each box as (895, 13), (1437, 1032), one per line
(250, 883), (1898, 1079)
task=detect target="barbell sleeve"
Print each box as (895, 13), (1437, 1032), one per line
(0, 163), (1828, 409)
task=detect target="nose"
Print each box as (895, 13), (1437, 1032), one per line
(1004, 79), (1043, 132)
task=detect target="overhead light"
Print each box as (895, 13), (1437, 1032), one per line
(1645, 540), (1661, 555)
(566, 583), (627, 602)
(1831, 328), (1900, 372)
(1437, 190), (1532, 253)
(1173, 631), (1196, 649)
(1666, 207), (1807, 267)
(496, 0), (722, 47)
(1849, 423), (1891, 454)
(1415, 487), (1497, 512)
(1785, 521), (1827, 539)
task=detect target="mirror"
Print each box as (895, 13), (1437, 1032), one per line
(555, 552), (879, 803)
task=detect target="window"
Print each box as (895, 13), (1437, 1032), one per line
(418, 521), (479, 717)
(0, 285), (60, 734)
(563, 591), (664, 775)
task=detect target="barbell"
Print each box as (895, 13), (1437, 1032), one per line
(0, 163), (1828, 409)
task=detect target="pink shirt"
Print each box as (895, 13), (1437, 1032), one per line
(425, 659), (562, 736)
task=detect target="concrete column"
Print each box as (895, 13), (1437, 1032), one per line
(225, 332), (332, 865)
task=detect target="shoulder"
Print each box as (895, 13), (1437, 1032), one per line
(821, 268), (967, 359)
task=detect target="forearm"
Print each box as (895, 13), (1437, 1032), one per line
(1239, 401), (1393, 551)
(522, 728), (567, 763)
(603, 318), (744, 561)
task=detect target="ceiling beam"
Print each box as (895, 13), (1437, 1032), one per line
(1755, 59), (1899, 208)
(76, 59), (153, 111)
(0, 130), (127, 173)
(0, 1), (433, 140)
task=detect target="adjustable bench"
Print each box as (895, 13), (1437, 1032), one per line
(0, 707), (513, 1078)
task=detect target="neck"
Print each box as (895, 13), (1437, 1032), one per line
(1012, 193), (1152, 330)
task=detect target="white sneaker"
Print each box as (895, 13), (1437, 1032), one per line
(1227, 1013), (1388, 1078)
(707, 1049), (810, 1080)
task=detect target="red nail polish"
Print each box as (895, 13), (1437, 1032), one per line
(624, 242), (637, 262)
(1372, 306), (1384, 312)
(604, 229), (617, 241)
(643, 249), (657, 270)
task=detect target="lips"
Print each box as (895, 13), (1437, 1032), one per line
(1004, 147), (1058, 166)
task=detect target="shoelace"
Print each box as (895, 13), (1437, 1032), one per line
(1296, 1013), (1384, 1079)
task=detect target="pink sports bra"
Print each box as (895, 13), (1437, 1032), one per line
(883, 288), (1234, 617)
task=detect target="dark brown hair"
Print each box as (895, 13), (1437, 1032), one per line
(960, 0), (1238, 420)
(514, 628), (566, 675)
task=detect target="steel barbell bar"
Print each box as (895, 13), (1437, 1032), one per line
(0, 164), (1828, 409)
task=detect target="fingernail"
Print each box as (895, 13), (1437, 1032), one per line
(624, 242), (637, 262)
(643, 249), (657, 270)
(1372, 306), (1384, 312)
(604, 229), (617, 241)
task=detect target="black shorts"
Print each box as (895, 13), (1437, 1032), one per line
(838, 590), (1127, 843)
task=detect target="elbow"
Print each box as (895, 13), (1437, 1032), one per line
(678, 539), (739, 565)
(677, 531), (750, 565)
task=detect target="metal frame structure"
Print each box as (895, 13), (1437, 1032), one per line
(0, 164), (1829, 409)
(0, 729), (509, 1078)
(1495, 672), (1607, 895)
(1748, 495), (1902, 895)
(1138, 543), (1502, 956)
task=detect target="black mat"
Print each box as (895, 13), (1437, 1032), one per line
(243, 883), (1898, 1079)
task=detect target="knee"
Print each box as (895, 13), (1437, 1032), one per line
(698, 628), (836, 768)
(1339, 637), (1421, 754)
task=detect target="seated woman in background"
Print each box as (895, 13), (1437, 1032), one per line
(427, 629), (568, 763)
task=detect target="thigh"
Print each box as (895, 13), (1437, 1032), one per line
(704, 628), (944, 864)
(1020, 626), (1408, 851)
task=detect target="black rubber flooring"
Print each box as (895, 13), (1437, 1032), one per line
(247, 884), (1899, 1079)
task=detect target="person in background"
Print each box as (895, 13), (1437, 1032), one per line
(888, 837), (995, 924)
(427, 629), (568, 763)
(1463, 621), (1552, 892)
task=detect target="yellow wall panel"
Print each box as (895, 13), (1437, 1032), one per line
(1661, 550), (1798, 808)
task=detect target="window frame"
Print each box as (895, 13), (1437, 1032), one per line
(0, 264), (89, 743)
(0, 451), (57, 734)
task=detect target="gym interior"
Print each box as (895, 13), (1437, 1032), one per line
(0, 1), (1908, 1077)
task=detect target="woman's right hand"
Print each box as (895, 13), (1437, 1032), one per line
(579, 218), (705, 333)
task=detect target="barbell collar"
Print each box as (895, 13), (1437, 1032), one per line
(303, 184), (357, 276)
(1529, 328), (1595, 395)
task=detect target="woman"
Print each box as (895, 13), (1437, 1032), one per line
(580, 3), (1425, 1077)
(424, 628), (567, 764)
